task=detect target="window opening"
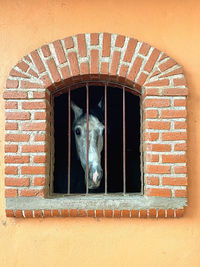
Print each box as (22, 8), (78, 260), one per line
(52, 82), (142, 195)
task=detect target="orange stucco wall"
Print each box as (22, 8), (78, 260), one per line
(0, 0), (200, 266)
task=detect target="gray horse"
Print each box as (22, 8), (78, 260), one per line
(71, 100), (104, 190)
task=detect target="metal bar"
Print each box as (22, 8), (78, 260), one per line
(86, 83), (89, 195)
(104, 83), (108, 195)
(123, 86), (126, 195)
(67, 89), (71, 194)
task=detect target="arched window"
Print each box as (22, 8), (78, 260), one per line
(4, 33), (188, 218)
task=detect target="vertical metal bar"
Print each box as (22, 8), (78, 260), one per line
(86, 83), (89, 195)
(123, 86), (126, 195)
(67, 89), (71, 195)
(104, 84), (108, 195)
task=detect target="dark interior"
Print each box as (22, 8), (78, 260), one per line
(53, 85), (141, 194)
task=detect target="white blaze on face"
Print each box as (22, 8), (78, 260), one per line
(93, 170), (98, 184)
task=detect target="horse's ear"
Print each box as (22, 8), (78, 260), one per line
(71, 101), (83, 120)
(98, 97), (104, 112)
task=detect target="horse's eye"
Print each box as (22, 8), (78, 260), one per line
(75, 128), (81, 136)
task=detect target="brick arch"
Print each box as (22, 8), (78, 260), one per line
(4, 33), (188, 218)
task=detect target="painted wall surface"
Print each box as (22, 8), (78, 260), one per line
(0, 0), (200, 266)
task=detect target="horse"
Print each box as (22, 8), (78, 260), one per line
(71, 99), (105, 191)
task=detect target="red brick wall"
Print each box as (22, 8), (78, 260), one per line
(4, 33), (188, 218)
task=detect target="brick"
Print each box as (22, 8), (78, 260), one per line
(61, 209), (69, 217)
(34, 156), (46, 163)
(20, 189), (44, 197)
(174, 166), (187, 174)
(145, 79), (169, 87)
(24, 210), (33, 218)
(173, 78), (186, 86)
(80, 62), (89, 76)
(16, 61), (29, 72)
(139, 43), (150, 56)
(140, 210), (147, 218)
(144, 109), (158, 119)
(161, 109), (186, 118)
(174, 143), (187, 151)
(6, 112), (30, 120)
(146, 164), (171, 174)
(113, 210), (121, 218)
(34, 210), (43, 218)
(34, 177), (46, 186)
(6, 210), (14, 217)
(24, 55), (31, 62)
(69, 209), (78, 217)
(164, 88), (188, 96)
(5, 101), (18, 109)
(90, 33), (99, 45)
(41, 74), (56, 91)
(53, 40), (66, 64)
(162, 132), (187, 141)
(90, 50), (99, 74)
(159, 58), (176, 72)
(143, 88), (160, 97)
(21, 81), (44, 89)
(5, 178), (30, 187)
(52, 209), (60, 217)
(41, 45), (51, 57)
(174, 99), (186, 106)
(22, 122), (47, 131)
(5, 156), (30, 164)
(44, 210), (51, 217)
(144, 98), (170, 108)
(162, 177), (187, 186)
(110, 51), (121, 76)
(87, 210), (95, 217)
(5, 189), (18, 197)
(158, 209), (165, 218)
(5, 134), (30, 142)
(145, 153), (159, 162)
(145, 121), (170, 130)
(118, 65), (129, 82)
(145, 187), (172, 197)
(174, 121), (186, 129)
(146, 144), (171, 152)
(15, 210), (23, 218)
(162, 154), (186, 163)
(10, 69), (29, 78)
(148, 209), (157, 218)
(175, 190), (187, 197)
(123, 38), (137, 62)
(122, 210), (130, 218)
(30, 50), (46, 73)
(145, 176), (159, 185)
(77, 34), (87, 57)
(159, 53), (168, 62)
(160, 67), (183, 78)
(68, 52), (80, 76)
(3, 91), (27, 99)
(131, 210), (139, 218)
(100, 62), (109, 75)
(127, 57), (143, 81)
(46, 59), (61, 83)
(115, 35), (125, 48)
(175, 209), (184, 218)
(105, 210), (113, 218)
(60, 66), (71, 80)
(5, 145), (18, 153)
(102, 33), (111, 57)
(144, 132), (159, 141)
(144, 48), (160, 72)
(34, 112), (46, 120)
(150, 70), (161, 78)
(78, 209), (86, 217)
(136, 72), (148, 87)
(21, 166), (46, 175)
(6, 79), (19, 88)
(22, 102), (46, 110)
(5, 123), (18, 130)
(64, 37), (74, 49)
(96, 210), (103, 217)
(167, 209), (174, 218)
(34, 134), (46, 142)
